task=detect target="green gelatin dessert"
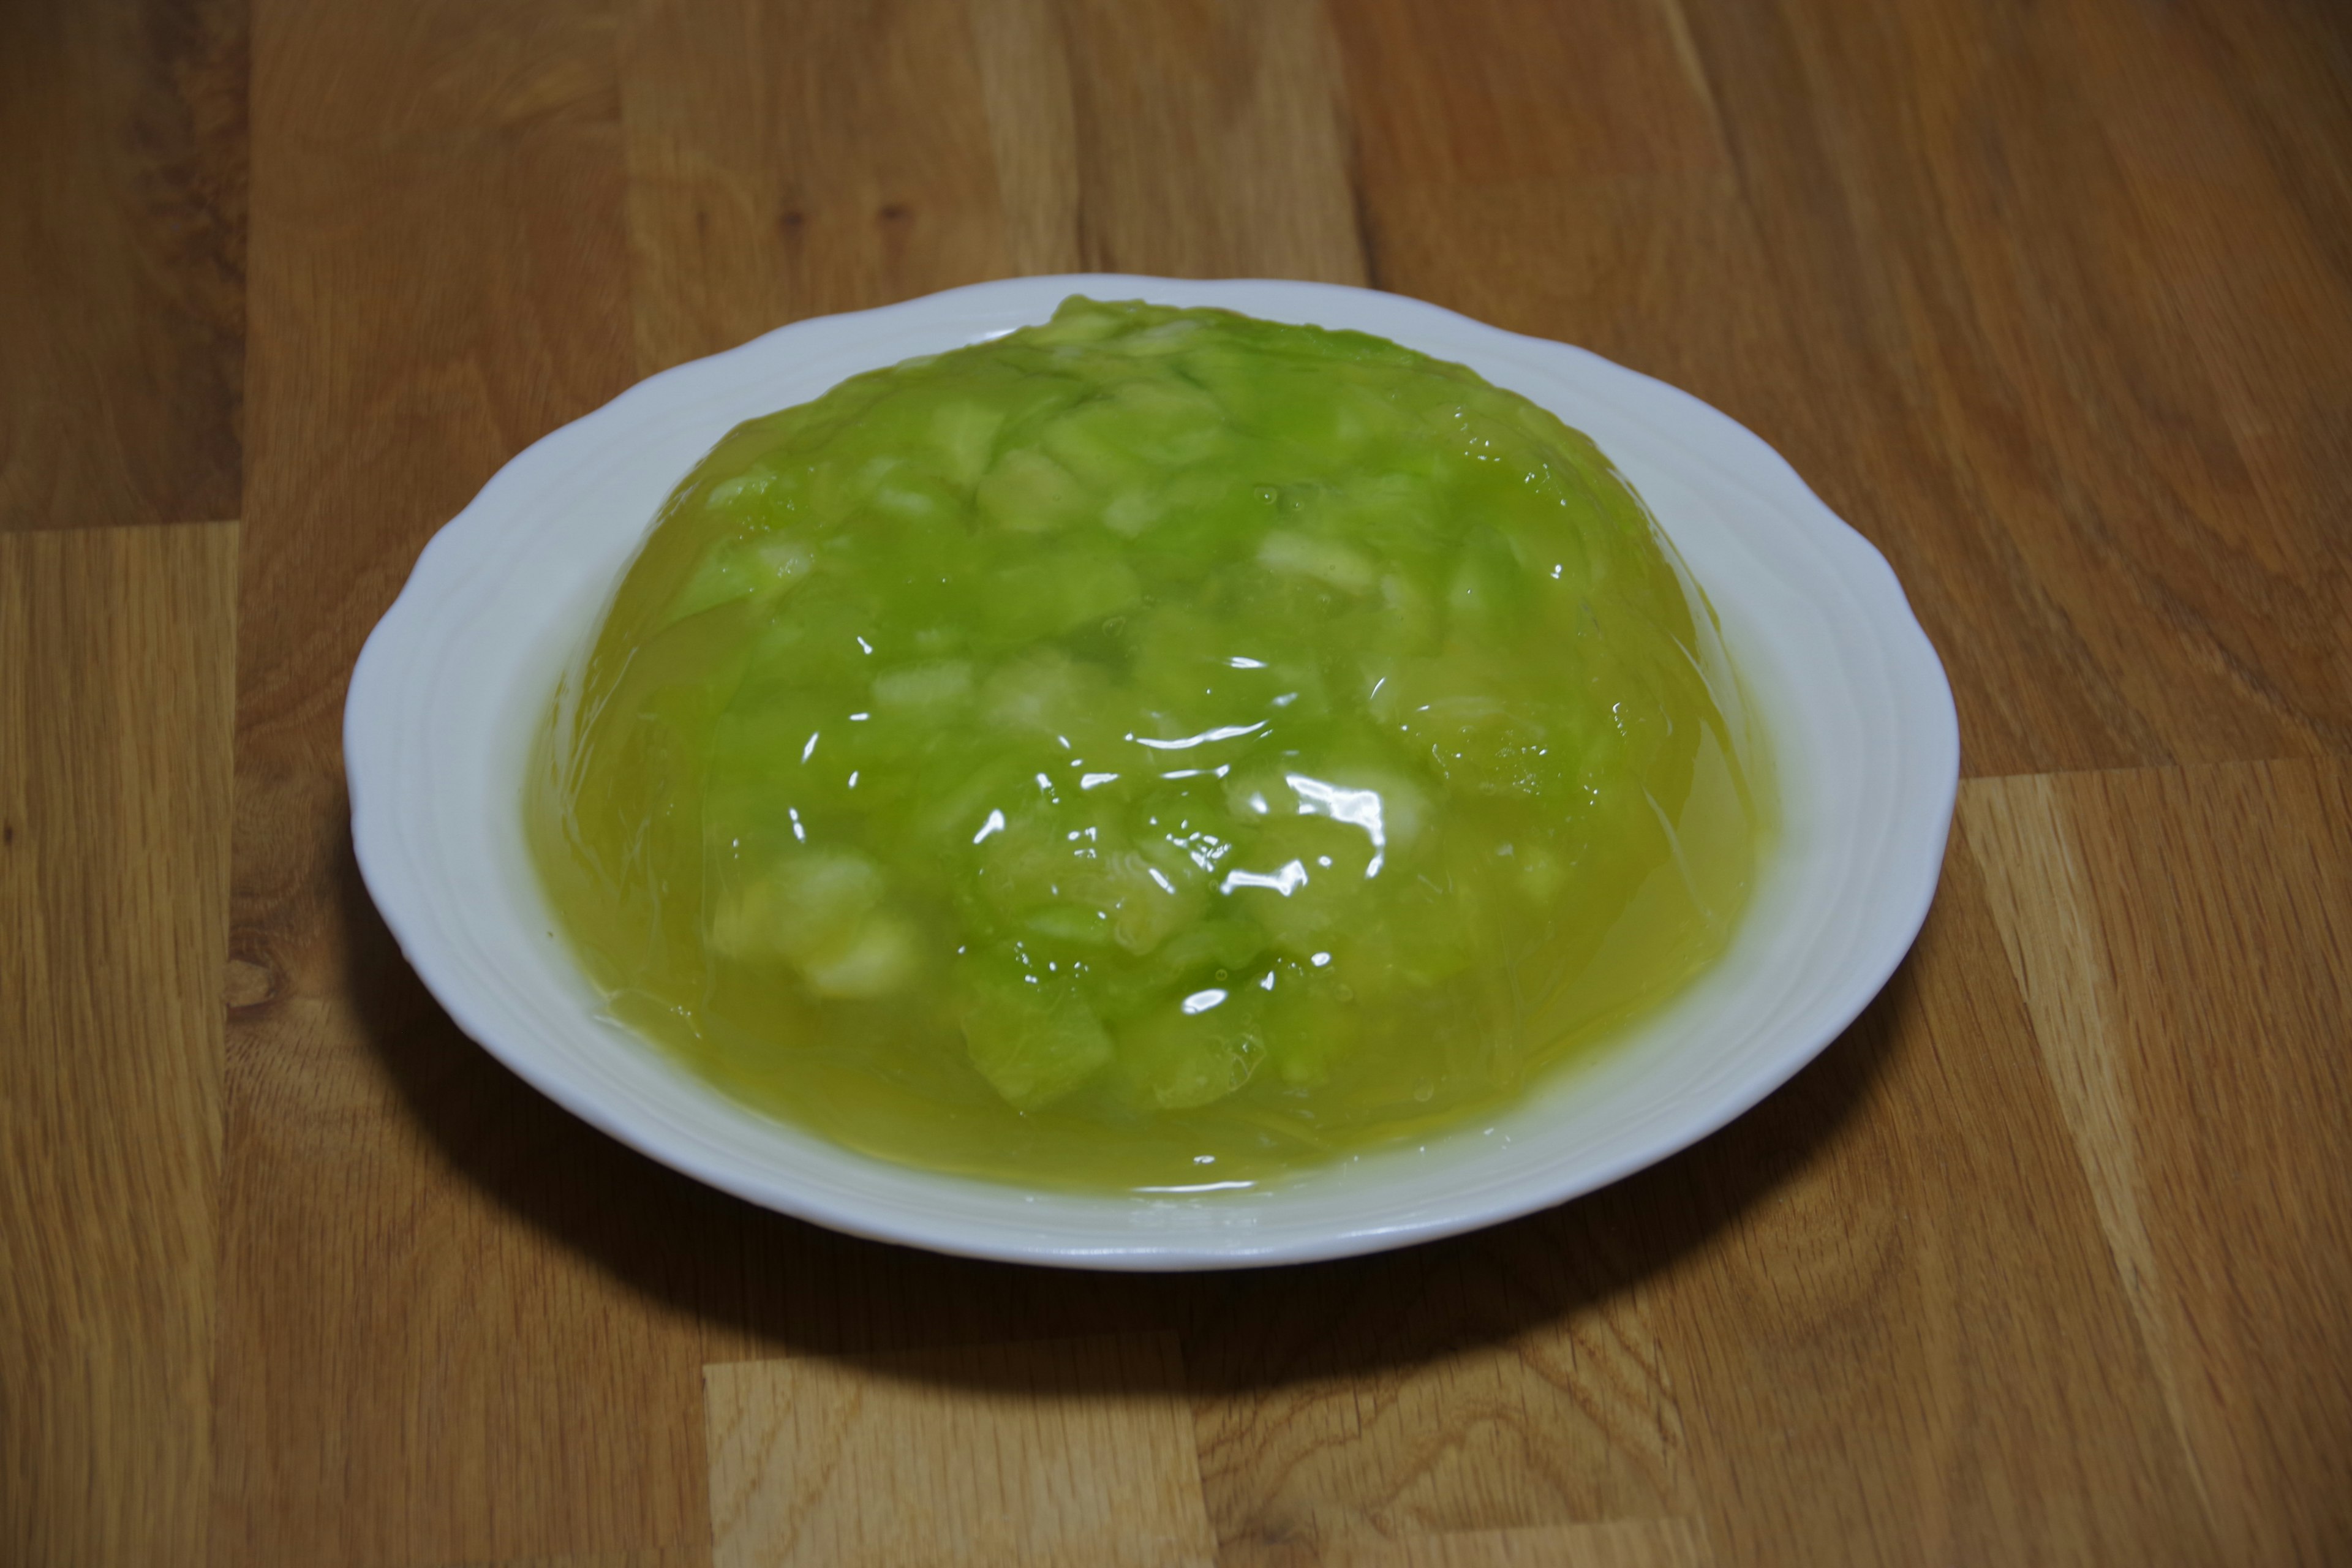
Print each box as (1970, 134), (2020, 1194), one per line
(527, 296), (1766, 1191)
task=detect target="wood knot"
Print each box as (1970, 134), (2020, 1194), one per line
(877, 202), (911, 224)
(224, 940), (283, 1014)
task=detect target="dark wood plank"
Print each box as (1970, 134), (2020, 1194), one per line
(1675, 0), (2352, 775)
(1326, 0), (1789, 480)
(217, 2), (664, 1562)
(1, 522), (238, 1564)
(1332, 0), (1726, 189)
(0, 0), (246, 531)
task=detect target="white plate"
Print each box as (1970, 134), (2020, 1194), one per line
(345, 275), (1958, 1270)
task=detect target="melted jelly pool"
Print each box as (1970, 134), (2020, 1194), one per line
(527, 296), (1767, 1191)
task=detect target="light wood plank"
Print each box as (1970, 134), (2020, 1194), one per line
(967, 0), (1086, 275)
(0, 0), (246, 532)
(0, 522), (238, 1564)
(427, 1551), (707, 1568)
(1958, 775), (2207, 1529)
(217, 3), (685, 1563)
(971, 0), (1370, 285)
(1643, 829), (2217, 1562)
(1221, 1518), (1709, 1568)
(620, 0), (1012, 377)
(1962, 761), (2352, 1564)
(1194, 1229), (1698, 1556)
(705, 1335), (1216, 1568)
(1052, 0), (1365, 284)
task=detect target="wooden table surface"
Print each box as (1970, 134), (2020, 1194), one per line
(6, 1), (2348, 1563)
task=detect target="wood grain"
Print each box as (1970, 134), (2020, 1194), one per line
(1052, 0), (1365, 284)
(216, 2), (664, 1562)
(0, 0), (245, 532)
(706, 1335), (1215, 1567)
(1962, 761), (2352, 1564)
(1, 523), (238, 1564)
(621, 0), (1012, 375)
(1219, 1518), (1708, 1568)
(1327, 0), (1791, 499)
(968, 0), (1086, 275)
(435, 1552), (706, 1568)
(623, 0), (1366, 380)
(1192, 1229), (1698, 1555)
(1643, 831), (2218, 1562)
(1675, 0), (2352, 776)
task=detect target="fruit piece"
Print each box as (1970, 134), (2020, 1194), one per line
(1257, 530), (1380, 596)
(959, 969), (1115, 1110)
(977, 447), (1092, 532)
(707, 848), (922, 999)
(872, 659), (974, 712)
(1115, 986), (1266, 1109)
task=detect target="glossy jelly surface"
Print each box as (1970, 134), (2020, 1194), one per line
(526, 296), (1766, 1190)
